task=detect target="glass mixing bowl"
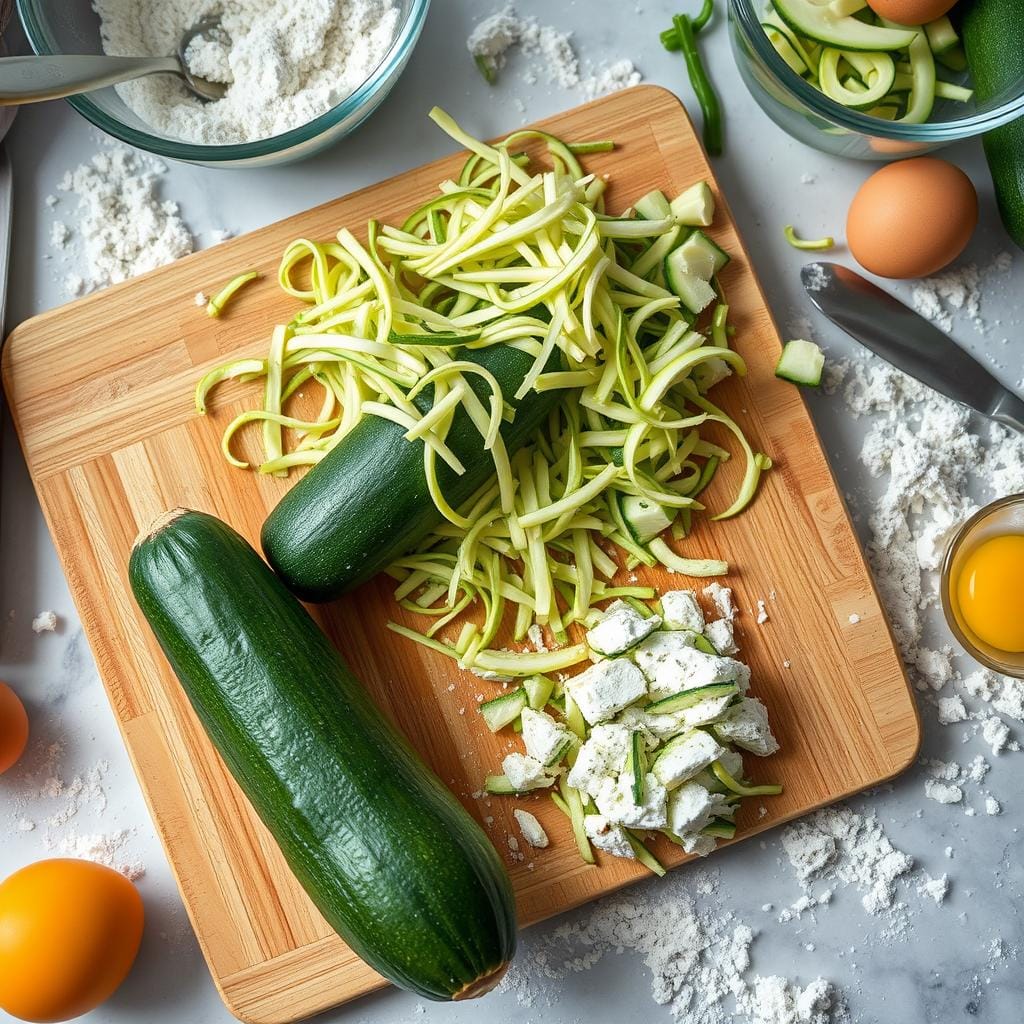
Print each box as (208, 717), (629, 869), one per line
(16, 0), (430, 167)
(728, 0), (1024, 160)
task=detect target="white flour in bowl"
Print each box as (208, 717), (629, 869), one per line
(92, 0), (401, 144)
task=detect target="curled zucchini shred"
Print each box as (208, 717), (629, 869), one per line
(195, 108), (771, 670)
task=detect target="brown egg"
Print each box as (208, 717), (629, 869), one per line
(846, 157), (978, 279)
(866, 0), (957, 24)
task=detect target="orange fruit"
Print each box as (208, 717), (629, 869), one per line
(0, 681), (28, 774)
(0, 859), (144, 1022)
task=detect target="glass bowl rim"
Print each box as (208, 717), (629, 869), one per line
(728, 0), (1024, 142)
(15, 0), (430, 162)
(939, 493), (1024, 679)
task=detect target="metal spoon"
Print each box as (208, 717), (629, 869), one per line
(0, 16), (229, 106)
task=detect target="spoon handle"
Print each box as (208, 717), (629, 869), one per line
(0, 54), (181, 105)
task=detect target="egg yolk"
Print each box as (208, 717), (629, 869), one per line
(956, 534), (1024, 653)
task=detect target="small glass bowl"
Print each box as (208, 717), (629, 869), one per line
(940, 494), (1024, 679)
(727, 0), (1024, 161)
(16, 0), (430, 168)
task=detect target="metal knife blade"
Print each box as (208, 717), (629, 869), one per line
(801, 261), (1024, 434)
(0, 142), (11, 338)
(0, 142), (12, 526)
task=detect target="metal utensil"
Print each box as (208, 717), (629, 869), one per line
(0, 16), (228, 106)
(0, 141), (13, 549)
(802, 261), (1024, 434)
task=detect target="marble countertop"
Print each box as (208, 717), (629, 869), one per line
(1, 3), (1022, 1022)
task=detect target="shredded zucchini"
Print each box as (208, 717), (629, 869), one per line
(206, 270), (260, 318)
(783, 225), (835, 251)
(196, 109), (771, 668)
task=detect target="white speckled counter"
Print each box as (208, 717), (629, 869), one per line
(1, 3), (1022, 1022)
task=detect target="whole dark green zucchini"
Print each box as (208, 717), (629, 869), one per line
(129, 510), (516, 1000)
(262, 343), (559, 601)
(961, 0), (1024, 249)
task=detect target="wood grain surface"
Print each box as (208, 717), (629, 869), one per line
(3, 87), (919, 1023)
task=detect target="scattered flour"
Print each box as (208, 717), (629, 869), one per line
(781, 806), (913, 929)
(93, 0), (400, 144)
(909, 253), (1013, 334)
(738, 976), (841, 1024)
(49, 221), (70, 249)
(778, 890), (832, 924)
(981, 716), (1010, 755)
(936, 696), (968, 725)
(49, 145), (193, 296)
(467, 7), (641, 100)
(500, 870), (848, 1023)
(829, 356), (1024, 708)
(57, 830), (146, 881)
(917, 874), (949, 905)
(925, 779), (963, 805)
(31, 610), (58, 633)
(8, 737), (147, 880)
(781, 824), (836, 882)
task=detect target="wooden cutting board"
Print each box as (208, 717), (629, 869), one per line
(3, 86), (919, 1023)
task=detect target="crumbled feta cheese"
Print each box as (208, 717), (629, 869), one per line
(704, 618), (739, 655)
(713, 698), (779, 757)
(667, 781), (716, 835)
(718, 748), (744, 780)
(565, 658), (647, 724)
(985, 796), (1001, 815)
(595, 772), (668, 829)
(634, 628), (697, 666)
(660, 589), (705, 632)
(502, 753), (555, 792)
(521, 708), (575, 766)
(194, 291), (207, 306)
(756, 599), (769, 624)
(702, 582), (735, 620)
(680, 832), (718, 857)
(513, 808), (549, 848)
(31, 610), (58, 633)
(634, 634), (750, 697)
(679, 695), (736, 730)
(584, 814), (635, 859)
(651, 730), (726, 789)
(586, 600), (661, 655)
(616, 704), (685, 743)
(567, 724), (631, 797)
